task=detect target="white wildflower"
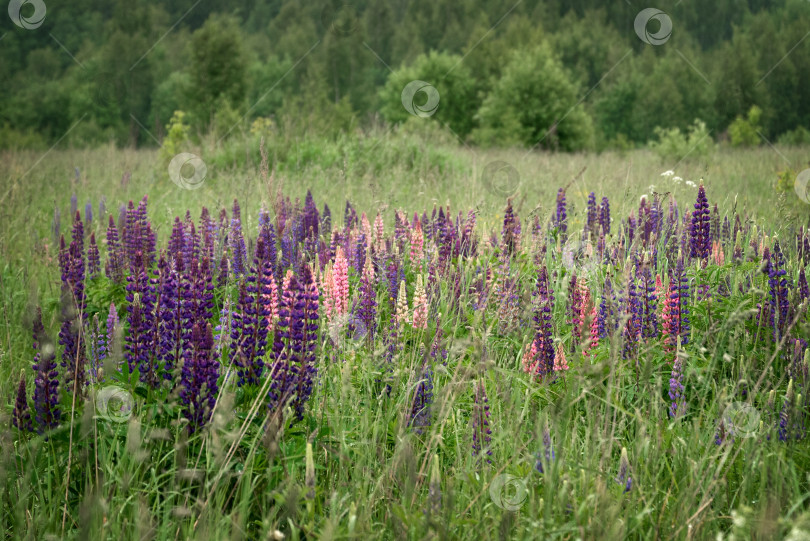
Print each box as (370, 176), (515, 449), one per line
(685, 180), (697, 188)
(661, 170), (675, 177)
(673, 176), (683, 183)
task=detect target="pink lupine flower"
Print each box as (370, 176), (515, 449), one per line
(522, 340), (539, 374)
(584, 305), (599, 356)
(410, 220), (424, 271)
(333, 246), (349, 316)
(577, 280), (591, 342)
(361, 212), (371, 239)
(264, 271), (279, 332)
(374, 212), (385, 252)
(553, 344), (569, 372)
(712, 240), (725, 266)
(412, 275), (428, 330)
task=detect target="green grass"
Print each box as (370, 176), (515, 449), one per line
(1, 131), (810, 540)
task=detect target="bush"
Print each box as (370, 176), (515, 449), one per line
(472, 44), (594, 151)
(379, 51), (479, 139)
(649, 119), (714, 162)
(728, 105), (762, 147)
(777, 126), (810, 146)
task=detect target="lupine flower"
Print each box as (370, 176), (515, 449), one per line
(690, 183), (711, 260)
(230, 199), (247, 277)
(501, 199), (519, 256)
(87, 232), (100, 278)
(799, 267), (809, 302)
(410, 220), (424, 271)
(534, 424), (554, 474)
(230, 242), (274, 387)
(105, 215), (124, 282)
(395, 280), (409, 326)
(409, 356), (434, 433)
(669, 345), (685, 418)
(471, 380), (492, 463)
(85, 200), (93, 226)
(599, 196), (611, 235)
(333, 246), (350, 316)
(553, 343), (569, 372)
(526, 265), (555, 379)
(555, 188), (567, 241)
(767, 241), (791, 342)
(640, 265), (658, 339)
(52, 206), (61, 245)
(357, 257), (377, 343)
(616, 447), (632, 493)
(412, 275), (428, 330)
(33, 321), (60, 433)
(586, 192), (598, 235)
(179, 322), (219, 433)
(662, 257), (690, 349)
(13, 375), (32, 432)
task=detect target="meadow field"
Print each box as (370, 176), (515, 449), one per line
(1, 131), (810, 540)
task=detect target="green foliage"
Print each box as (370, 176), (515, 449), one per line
(729, 105), (763, 147)
(775, 168), (796, 193)
(650, 119), (714, 162)
(777, 126), (810, 146)
(160, 111), (191, 162)
(379, 51), (479, 139)
(473, 45), (594, 151)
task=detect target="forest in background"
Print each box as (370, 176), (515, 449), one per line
(2, 0), (810, 152)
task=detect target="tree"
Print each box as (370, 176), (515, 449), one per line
(473, 44), (594, 151)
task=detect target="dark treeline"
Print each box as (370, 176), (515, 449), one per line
(2, 0), (809, 150)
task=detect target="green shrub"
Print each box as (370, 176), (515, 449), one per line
(728, 105), (762, 147)
(649, 118), (714, 161)
(777, 126), (810, 146)
(472, 44), (594, 151)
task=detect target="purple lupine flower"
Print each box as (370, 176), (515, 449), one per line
(626, 212), (636, 247)
(13, 375), (32, 432)
(669, 256), (690, 345)
(268, 267), (320, 422)
(472, 380), (492, 463)
(179, 322), (220, 433)
(530, 265), (556, 379)
(98, 196), (106, 220)
(357, 267), (377, 344)
(86, 314), (104, 383)
(534, 424), (554, 474)
(71, 192), (78, 217)
(616, 448), (632, 493)
(230, 240), (273, 387)
(124, 252), (155, 380)
(768, 241), (791, 342)
(105, 215), (124, 282)
(501, 199), (519, 256)
(230, 199), (247, 277)
(599, 196), (611, 235)
(640, 264), (658, 338)
(85, 200), (93, 226)
(123, 200), (139, 270)
(303, 190), (319, 243)
(321, 204), (331, 236)
(106, 302), (119, 367)
(157, 259), (185, 381)
(169, 217), (186, 273)
(87, 232), (100, 278)
(355, 231), (367, 273)
(216, 254), (229, 289)
(555, 188), (567, 241)
(586, 192), (597, 235)
(60, 216), (87, 395)
(409, 356), (434, 434)
(33, 320), (60, 433)
(669, 352), (685, 418)
(622, 268), (642, 359)
(799, 267), (809, 302)
(690, 183), (711, 260)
